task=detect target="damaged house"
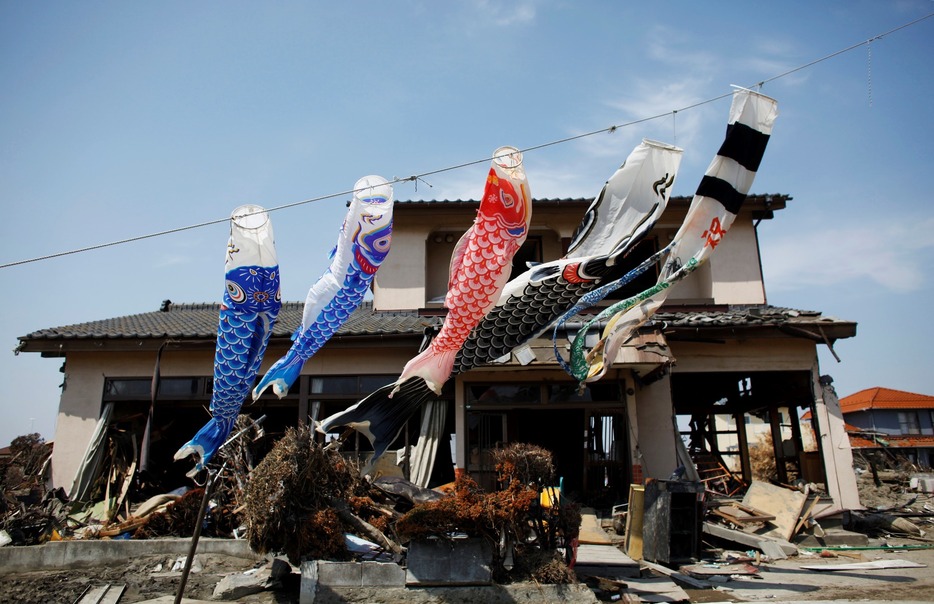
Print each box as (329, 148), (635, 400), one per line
(839, 386), (934, 468)
(16, 193), (861, 515)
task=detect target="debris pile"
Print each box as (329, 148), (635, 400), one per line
(244, 425), (377, 564)
(241, 429), (581, 582)
(849, 451), (934, 539)
(0, 433), (58, 545)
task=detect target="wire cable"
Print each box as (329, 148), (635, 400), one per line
(2, 11), (931, 271)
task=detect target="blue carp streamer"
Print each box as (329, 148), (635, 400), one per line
(175, 205), (281, 476)
(252, 175), (394, 401)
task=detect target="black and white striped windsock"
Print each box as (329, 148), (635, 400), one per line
(571, 87), (779, 383)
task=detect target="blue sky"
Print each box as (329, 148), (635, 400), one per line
(1, 1), (932, 448)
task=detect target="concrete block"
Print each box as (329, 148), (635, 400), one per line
(212, 567), (270, 600)
(406, 538), (492, 586)
(300, 560), (318, 604)
(317, 561), (363, 586)
(360, 561), (405, 586)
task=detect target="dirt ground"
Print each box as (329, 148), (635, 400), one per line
(686, 537), (934, 603)
(0, 553), (300, 604)
(3, 536), (933, 604)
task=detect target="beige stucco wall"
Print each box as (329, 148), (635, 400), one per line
(373, 226), (427, 310)
(51, 350), (215, 492)
(375, 204), (768, 311)
(632, 375), (679, 479)
(708, 221), (767, 304)
(669, 338), (817, 373)
(51, 344), (418, 494)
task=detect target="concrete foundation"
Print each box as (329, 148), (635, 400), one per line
(301, 560), (406, 603)
(0, 537), (261, 574)
(405, 537), (492, 586)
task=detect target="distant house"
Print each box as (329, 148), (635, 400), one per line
(839, 387), (934, 468)
(17, 193), (863, 513)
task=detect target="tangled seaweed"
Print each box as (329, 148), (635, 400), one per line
(244, 425), (373, 564)
(395, 473), (537, 543)
(396, 442), (581, 582)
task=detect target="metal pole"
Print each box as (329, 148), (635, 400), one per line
(173, 415), (265, 604)
(174, 470), (215, 604)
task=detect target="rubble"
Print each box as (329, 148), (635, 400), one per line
(0, 433), (57, 546)
(4, 417), (934, 602)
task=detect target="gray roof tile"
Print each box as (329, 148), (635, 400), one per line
(19, 301), (850, 344)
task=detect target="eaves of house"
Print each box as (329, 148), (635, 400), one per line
(395, 193), (788, 221)
(16, 300), (855, 357)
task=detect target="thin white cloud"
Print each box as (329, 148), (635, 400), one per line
(467, 0), (537, 26)
(763, 216), (934, 293)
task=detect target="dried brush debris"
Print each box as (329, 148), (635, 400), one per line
(500, 545), (576, 585)
(395, 473), (538, 544)
(394, 460), (580, 583)
(243, 425), (385, 565)
(134, 487), (204, 538)
(130, 486), (240, 539)
(491, 442), (556, 487)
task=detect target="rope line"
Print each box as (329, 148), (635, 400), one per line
(2, 12), (931, 271)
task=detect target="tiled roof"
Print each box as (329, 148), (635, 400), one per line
(395, 197), (593, 206)
(19, 301), (441, 343)
(650, 306), (840, 328)
(840, 387), (934, 412)
(18, 302), (850, 348)
(395, 194), (789, 211)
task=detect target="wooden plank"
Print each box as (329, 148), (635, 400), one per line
(99, 583), (126, 604)
(76, 585), (108, 604)
(680, 562), (759, 577)
(575, 544), (639, 567)
(711, 503), (775, 524)
(793, 495), (821, 536)
(623, 575), (691, 603)
(742, 480), (807, 541)
(800, 559), (926, 571)
(624, 484), (645, 561)
(703, 521), (798, 556)
(579, 507), (613, 545)
(639, 559), (710, 590)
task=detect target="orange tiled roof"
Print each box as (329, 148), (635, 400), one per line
(839, 387), (934, 413)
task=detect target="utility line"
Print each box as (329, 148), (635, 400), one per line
(2, 11), (931, 271)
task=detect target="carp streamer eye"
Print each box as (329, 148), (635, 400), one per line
(373, 234), (392, 254)
(499, 190), (515, 208)
(226, 280), (246, 303)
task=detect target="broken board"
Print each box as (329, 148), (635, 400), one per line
(579, 507), (613, 544)
(742, 480), (807, 542)
(711, 502), (775, 525)
(624, 484), (645, 560)
(800, 559), (926, 571)
(680, 562), (760, 577)
(75, 583), (126, 604)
